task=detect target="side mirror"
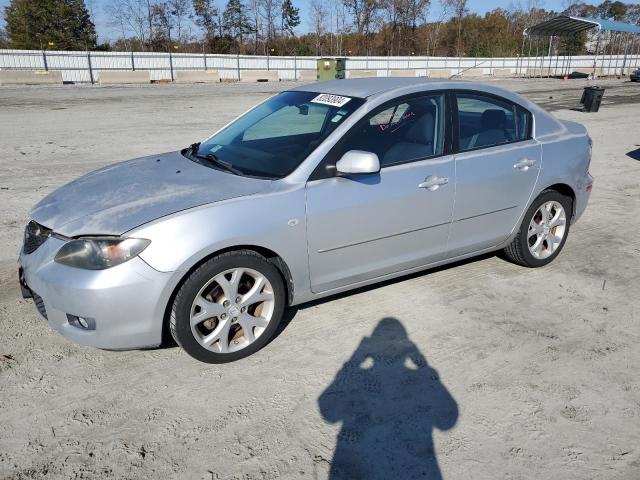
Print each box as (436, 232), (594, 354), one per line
(335, 150), (380, 176)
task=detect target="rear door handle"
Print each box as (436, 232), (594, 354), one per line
(514, 158), (536, 171)
(419, 175), (449, 191)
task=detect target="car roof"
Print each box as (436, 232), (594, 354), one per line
(289, 77), (487, 99)
(287, 76), (566, 143)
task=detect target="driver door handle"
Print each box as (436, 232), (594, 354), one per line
(514, 158), (536, 171)
(419, 175), (449, 191)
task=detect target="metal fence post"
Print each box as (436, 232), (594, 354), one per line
(204, 51), (207, 71)
(294, 55), (297, 80)
(237, 51), (241, 80)
(42, 50), (48, 71)
(621, 32), (629, 76)
(169, 50), (174, 81)
(87, 51), (94, 84)
(131, 51), (135, 71)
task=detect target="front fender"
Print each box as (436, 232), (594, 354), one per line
(128, 186), (309, 299)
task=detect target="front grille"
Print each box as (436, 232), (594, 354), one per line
(32, 291), (48, 320)
(23, 221), (51, 254)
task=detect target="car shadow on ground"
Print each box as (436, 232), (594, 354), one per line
(317, 317), (458, 479)
(626, 146), (640, 161)
(271, 252), (496, 343)
(158, 252), (496, 349)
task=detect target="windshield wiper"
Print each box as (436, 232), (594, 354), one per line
(195, 152), (244, 176)
(186, 142), (243, 176)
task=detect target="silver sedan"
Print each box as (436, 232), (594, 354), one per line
(19, 78), (593, 363)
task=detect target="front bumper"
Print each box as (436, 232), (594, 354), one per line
(19, 236), (174, 350)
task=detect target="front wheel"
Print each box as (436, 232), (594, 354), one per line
(503, 190), (572, 267)
(170, 250), (286, 363)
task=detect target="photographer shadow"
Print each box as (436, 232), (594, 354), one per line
(318, 317), (458, 480)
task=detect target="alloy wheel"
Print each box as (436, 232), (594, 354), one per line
(527, 200), (567, 260)
(189, 268), (275, 353)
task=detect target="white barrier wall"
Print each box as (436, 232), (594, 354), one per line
(1, 49), (639, 83)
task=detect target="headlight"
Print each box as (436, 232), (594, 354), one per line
(54, 237), (151, 270)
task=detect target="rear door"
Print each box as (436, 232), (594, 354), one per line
(448, 91), (540, 257)
(305, 93), (455, 293)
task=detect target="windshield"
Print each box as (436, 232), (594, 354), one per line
(193, 91), (365, 178)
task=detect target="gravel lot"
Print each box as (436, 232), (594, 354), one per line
(1, 78), (639, 480)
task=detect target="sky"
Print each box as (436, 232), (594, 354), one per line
(0, 0), (604, 43)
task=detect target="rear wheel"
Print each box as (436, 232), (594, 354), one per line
(170, 251), (286, 363)
(503, 190), (572, 267)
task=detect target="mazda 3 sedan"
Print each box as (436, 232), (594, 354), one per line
(19, 78), (593, 363)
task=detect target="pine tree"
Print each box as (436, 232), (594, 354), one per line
(222, 0), (254, 48)
(281, 0), (300, 37)
(4, 0), (97, 50)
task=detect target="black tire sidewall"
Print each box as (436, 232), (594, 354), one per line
(518, 191), (572, 267)
(173, 253), (286, 363)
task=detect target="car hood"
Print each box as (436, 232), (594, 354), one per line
(31, 151), (272, 237)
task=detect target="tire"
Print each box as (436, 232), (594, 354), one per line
(170, 250), (286, 363)
(503, 190), (572, 268)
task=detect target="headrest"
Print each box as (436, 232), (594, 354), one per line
(405, 106), (436, 144)
(481, 109), (507, 129)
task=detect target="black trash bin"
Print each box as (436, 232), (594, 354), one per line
(580, 86), (605, 112)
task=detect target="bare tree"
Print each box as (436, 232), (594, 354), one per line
(247, 0), (263, 53)
(330, 0), (348, 55)
(169, 0), (192, 42)
(309, 0), (328, 55)
(260, 0), (279, 48)
(442, 0), (467, 56)
(381, 0), (400, 55)
(0, 28), (8, 48)
(425, 0), (453, 55)
(106, 0), (153, 49)
(151, 1), (175, 45)
(344, 0), (380, 54)
(192, 0), (219, 40)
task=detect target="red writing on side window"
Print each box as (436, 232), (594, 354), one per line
(379, 111), (416, 131)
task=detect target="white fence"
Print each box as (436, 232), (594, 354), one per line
(1, 49), (639, 83)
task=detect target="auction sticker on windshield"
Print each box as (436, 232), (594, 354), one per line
(311, 94), (352, 107)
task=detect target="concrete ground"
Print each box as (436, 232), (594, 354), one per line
(0, 78), (639, 480)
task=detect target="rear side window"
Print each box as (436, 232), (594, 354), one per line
(456, 93), (530, 151)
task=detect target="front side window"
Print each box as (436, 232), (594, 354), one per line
(195, 91), (364, 178)
(456, 93), (530, 151)
(335, 94), (445, 168)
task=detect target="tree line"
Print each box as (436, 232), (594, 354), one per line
(2, 0), (640, 56)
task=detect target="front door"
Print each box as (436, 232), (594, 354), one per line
(305, 93), (455, 293)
